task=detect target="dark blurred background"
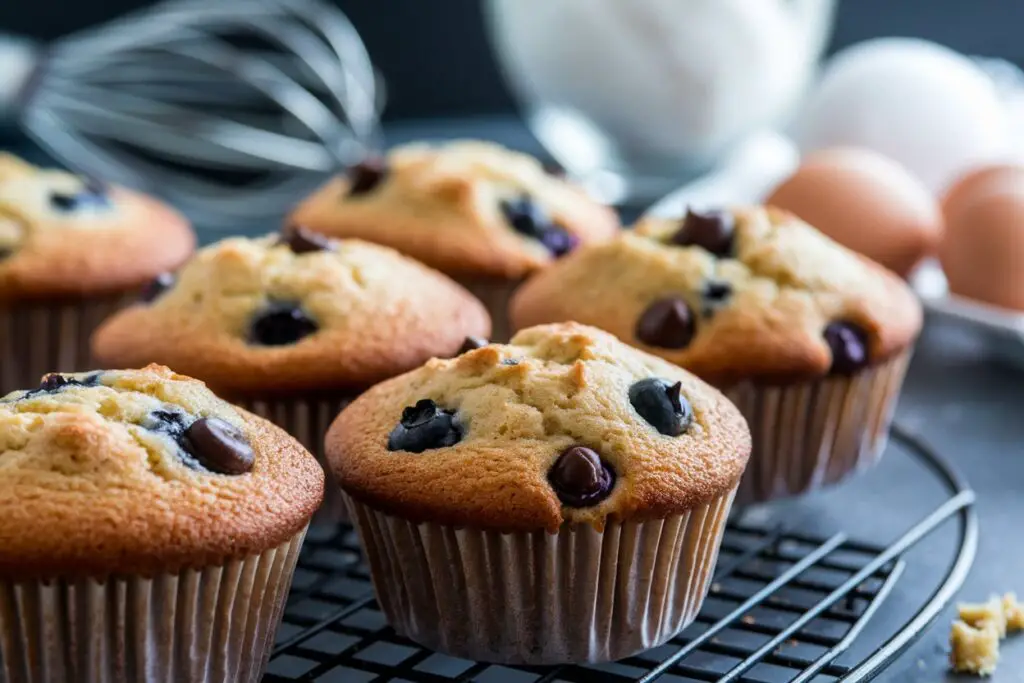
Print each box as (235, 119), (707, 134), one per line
(2, 0), (1022, 122)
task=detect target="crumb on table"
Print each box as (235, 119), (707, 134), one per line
(950, 620), (1000, 676)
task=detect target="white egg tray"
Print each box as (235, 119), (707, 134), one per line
(911, 260), (1024, 369)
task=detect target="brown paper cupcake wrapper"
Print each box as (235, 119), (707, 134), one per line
(0, 528), (306, 683)
(456, 276), (520, 343)
(0, 293), (134, 396)
(237, 396), (352, 522)
(344, 488), (736, 664)
(725, 351), (912, 505)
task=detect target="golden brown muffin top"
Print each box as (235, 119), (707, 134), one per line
(327, 323), (750, 532)
(91, 230), (491, 397)
(0, 154), (195, 303)
(288, 140), (620, 279)
(0, 365), (323, 580)
(511, 207), (923, 385)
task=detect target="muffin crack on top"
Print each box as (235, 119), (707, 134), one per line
(327, 323), (751, 532)
(512, 206), (922, 384)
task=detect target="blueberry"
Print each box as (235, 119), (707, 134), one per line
(278, 225), (333, 254)
(548, 446), (615, 507)
(249, 302), (319, 346)
(671, 208), (735, 257)
(636, 297), (695, 349)
(348, 157), (387, 196)
(184, 417), (254, 475)
(629, 378), (693, 436)
(501, 195), (578, 257)
(28, 372), (101, 396)
(140, 272), (175, 303)
(701, 280), (733, 318)
(823, 321), (870, 375)
(387, 399), (461, 453)
(49, 179), (111, 212)
(0, 249), (11, 261)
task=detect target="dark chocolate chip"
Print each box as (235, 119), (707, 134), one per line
(184, 417), (255, 475)
(823, 321), (870, 375)
(456, 335), (489, 355)
(141, 272), (175, 303)
(279, 225), (333, 254)
(548, 446), (615, 507)
(629, 378), (693, 436)
(671, 208), (735, 256)
(249, 302), (319, 346)
(636, 298), (695, 349)
(387, 399), (461, 453)
(347, 157), (387, 196)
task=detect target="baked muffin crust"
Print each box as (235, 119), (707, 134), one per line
(289, 140), (620, 279)
(0, 154), (194, 302)
(0, 365), (323, 580)
(327, 323), (750, 532)
(92, 234), (491, 396)
(512, 207), (922, 384)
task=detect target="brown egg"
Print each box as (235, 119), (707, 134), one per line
(767, 147), (942, 276)
(940, 164), (1024, 310)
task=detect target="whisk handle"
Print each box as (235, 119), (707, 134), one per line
(0, 35), (40, 124)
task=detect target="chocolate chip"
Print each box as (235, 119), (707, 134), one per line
(184, 417), (254, 475)
(629, 378), (693, 436)
(347, 157), (387, 196)
(671, 208), (735, 256)
(141, 272), (175, 303)
(279, 225), (333, 254)
(548, 446), (615, 507)
(823, 321), (870, 375)
(249, 302), (319, 346)
(456, 335), (489, 355)
(387, 399), (461, 453)
(636, 298), (695, 349)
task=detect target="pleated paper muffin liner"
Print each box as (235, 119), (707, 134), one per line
(0, 293), (134, 396)
(237, 396), (352, 522)
(0, 528), (306, 683)
(726, 351), (912, 505)
(344, 488), (737, 665)
(456, 276), (520, 343)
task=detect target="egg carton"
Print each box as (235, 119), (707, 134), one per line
(911, 260), (1024, 371)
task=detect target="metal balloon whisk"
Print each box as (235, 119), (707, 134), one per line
(0, 0), (381, 229)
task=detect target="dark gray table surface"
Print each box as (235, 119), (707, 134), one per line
(5, 117), (1023, 681)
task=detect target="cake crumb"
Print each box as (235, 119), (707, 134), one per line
(741, 615), (756, 625)
(1003, 593), (1024, 632)
(959, 595), (1008, 638)
(950, 620), (1000, 676)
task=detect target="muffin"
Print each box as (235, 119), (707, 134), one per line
(0, 364), (323, 683)
(511, 207), (922, 504)
(288, 139), (620, 340)
(326, 322), (750, 664)
(92, 227), (490, 518)
(0, 153), (194, 395)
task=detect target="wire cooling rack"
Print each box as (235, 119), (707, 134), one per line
(263, 424), (978, 683)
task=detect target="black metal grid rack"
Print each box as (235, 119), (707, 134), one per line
(264, 425), (978, 683)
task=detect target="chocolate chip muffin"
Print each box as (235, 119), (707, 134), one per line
(0, 153), (195, 395)
(92, 228), (490, 519)
(0, 364), (323, 683)
(326, 322), (750, 664)
(288, 140), (620, 340)
(511, 206), (922, 503)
